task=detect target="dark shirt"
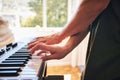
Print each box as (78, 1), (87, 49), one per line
(84, 0), (120, 80)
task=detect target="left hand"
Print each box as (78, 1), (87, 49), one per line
(27, 32), (63, 49)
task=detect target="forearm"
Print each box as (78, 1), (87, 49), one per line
(59, 0), (110, 40)
(64, 29), (89, 52)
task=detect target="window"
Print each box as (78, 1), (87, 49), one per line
(47, 0), (68, 27)
(0, 0), (69, 28)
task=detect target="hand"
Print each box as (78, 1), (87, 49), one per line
(27, 32), (63, 49)
(29, 43), (71, 60)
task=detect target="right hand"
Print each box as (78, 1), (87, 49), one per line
(29, 43), (71, 61)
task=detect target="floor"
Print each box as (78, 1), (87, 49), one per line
(47, 65), (81, 80)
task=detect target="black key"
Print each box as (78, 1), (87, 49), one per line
(14, 53), (32, 56)
(22, 45), (27, 48)
(20, 47), (27, 49)
(9, 55), (31, 59)
(6, 58), (29, 61)
(2, 60), (27, 64)
(0, 62), (25, 67)
(12, 54), (31, 59)
(0, 67), (21, 72)
(16, 49), (29, 53)
(9, 54), (30, 57)
(12, 42), (18, 48)
(0, 70), (19, 76)
(6, 43), (12, 48)
(13, 53), (31, 56)
(17, 48), (27, 50)
(3, 59), (26, 62)
(6, 47), (11, 51)
(0, 49), (5, 56)
(6, 43), (12, 51)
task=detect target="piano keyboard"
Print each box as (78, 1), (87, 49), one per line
(0, 39), (46, 80)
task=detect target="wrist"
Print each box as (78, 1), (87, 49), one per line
(58, 31), (68, 42)
(64, 40), (73, 53)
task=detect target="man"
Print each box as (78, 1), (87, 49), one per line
(28, 0), (120, 80)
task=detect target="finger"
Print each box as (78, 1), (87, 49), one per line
(36, 36), (45, 40)
(28, 37), (48, 49)
(29, 43), (49, 54)
(28, 38), (46, 49)
(41, 55), (55, 61)
(38, 43), (55, 51)
(30, 43), (55, 55)
(36, 36), (48, 42)
(28, 40), (38, 49)
(29, 43), (41, 54)
(27, 41), (38, 49)
(41, 50), (67, 61)
(41, 53), (59, 61)
(28, 36), (45, 45)
(37, 50), (47, 56)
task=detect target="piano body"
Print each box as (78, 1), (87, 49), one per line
(0, 38), (47, 80)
